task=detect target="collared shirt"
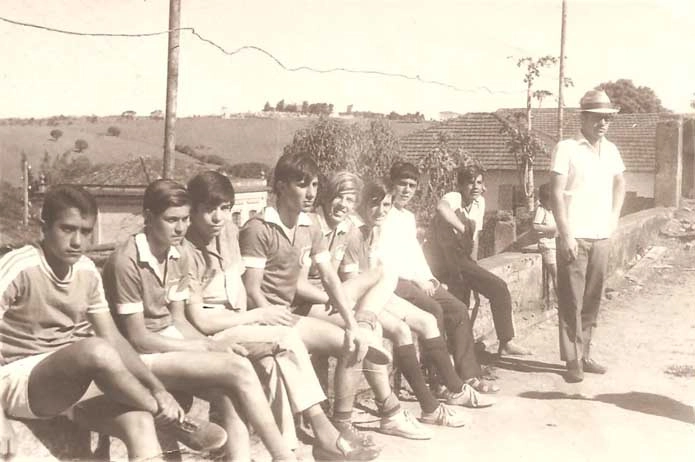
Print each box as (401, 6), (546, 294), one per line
(307, 208), (354, 281)
(238, 207), (330, 306)
(340, 216), (383, 275)
(184, 221), (246, 310)
(379, 206), (434, 282)
(0, 244), (108, 365)
(551, 132), (625, 239)
(441, 193), (486, 235)
(103, 233), (190, 333)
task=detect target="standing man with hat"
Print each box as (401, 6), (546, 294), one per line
(550, 89), (625, 383)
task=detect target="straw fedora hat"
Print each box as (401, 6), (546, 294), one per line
(580, 90), (619, 113)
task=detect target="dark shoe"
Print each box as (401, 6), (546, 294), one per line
(498, 340), (532, 356)
(582, 358), (607, 374)
(162, 416), (227, 452)
(312, 436), (381, 461)
(565, 360), (584, 383)
(332, 420), (377, 448)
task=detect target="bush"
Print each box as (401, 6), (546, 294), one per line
(74, 139), (89, 153)
(50, 129), (63, 141)
(106, 126), (121, 137)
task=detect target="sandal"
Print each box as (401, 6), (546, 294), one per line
(466, 377), (500, 394)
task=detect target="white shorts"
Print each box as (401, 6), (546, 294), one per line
(0, 351), (104, 420)
(140, 324), (186, 368)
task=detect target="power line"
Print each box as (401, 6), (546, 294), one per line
(0, 14), (521, 96)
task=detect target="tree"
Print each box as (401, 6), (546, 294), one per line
(301, 101), (309, 114)
(74, 139), (89, 153)
(276, 99), (285, 112)
(106, 126), (121, 137)
(263, 101), (273, 112)
(49, 129), (63, 141)
(596, 79), (670, 113)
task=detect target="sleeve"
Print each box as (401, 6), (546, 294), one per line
(533, 206), (546, 225)
(407, 213), (435, 281)
(441, 191), (462, 210)
(167, 252), (191, 303)
(226, 224), (245, 275)
(239, 219), (270, 269)
(551, 141), (570, 175)
(0, 273), (22, 316)
(102, 252), (145, 315)
(340, 228), (363, 274)
(310, 224), (331, 265)
(612, 145), (626, 175)
(86, 265), (110, 314)
(180, 243), (203, 303)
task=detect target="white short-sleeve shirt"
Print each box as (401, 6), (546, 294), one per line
(551, 133), (625, 239)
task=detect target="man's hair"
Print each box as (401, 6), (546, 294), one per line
(389, 161), (420, 184)
(41, 184), (98, 226)
(358, 180), (389, 216)
(320, 171), (363, 206)
(187, 171), (235, 209)
(538, 182), (552, 206)
(456, 164), (485, 186)
(272, 151), (320, 194)
(142, 179), (190, 216)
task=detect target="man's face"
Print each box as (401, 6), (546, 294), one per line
(147, 205), (190, 247)
(391, 177), (418, 208)
(460, 174), (484, 204)
(190, 202), (233, 240)
(279, 176), (319, 214)
(42, 207), (95, 268)
(581, 112), (613, 141)
(364, 194), (393, 227)
(323, 191), (357, 227)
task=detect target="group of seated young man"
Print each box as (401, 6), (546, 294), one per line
(0, 151), (530, 462)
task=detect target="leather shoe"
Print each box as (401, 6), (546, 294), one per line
(582, 358), (607, 374)
(565, 360), (584, 383)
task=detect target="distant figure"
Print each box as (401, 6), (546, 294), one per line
(550, 89), (626, 383)
(533, 183), (558, 304)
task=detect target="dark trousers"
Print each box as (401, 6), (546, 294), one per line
(447, 257), (516, 343)
(556, 238), (610, 363)
(395, 280), (481, 380)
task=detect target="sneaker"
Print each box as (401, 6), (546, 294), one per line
(380, 409), (433, 440)
(332, 419), (377, 448)
(432, 384), (448, 401)
(419, 403), (470, 428)
(312, 436), (380, 461)
(162, 415), (228, 452)
(446, 383), (496, 408)
(582, 358), (607, 374)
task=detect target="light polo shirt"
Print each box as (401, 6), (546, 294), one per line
(0, 245), (108, 365)
(441, 192), (485, 236)
(340, 217), (382, 275)
(551, 132), (625, 239)
(380, 206), (434, 282)
(239, 207), (330, 306)
(103, 233), (190, 333)
(307, 208), (354, 282)
(184, 221), (245, 310)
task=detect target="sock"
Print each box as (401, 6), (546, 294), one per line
(395, 344), (439, 414)
(332, 410), (353, 423)
(375, 392), (402, 419)
(423, 336), (465, 394)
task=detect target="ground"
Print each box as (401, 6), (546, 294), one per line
(238, 234), (695, 462)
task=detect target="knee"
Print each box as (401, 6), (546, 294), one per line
(226, 355), (258, 390)
(413, 313), (439, 337)
(391, 322), (412, 346)
(78, 338), (123, 372)
(120, 410), (157, 439)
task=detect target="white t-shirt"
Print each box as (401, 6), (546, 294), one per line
(441, 192), (485, 236)
(533, 206), (556, 250)
(379, 206), (435, 282)
(551, 133), (625, 239)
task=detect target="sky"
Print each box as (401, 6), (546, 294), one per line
(1, 0), (693, 119)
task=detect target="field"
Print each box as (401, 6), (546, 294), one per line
(0, 115), (432, 186)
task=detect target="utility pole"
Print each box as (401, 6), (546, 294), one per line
(162, 0), (181, 179)
(558, 0), (567, 140)
(21, 153), (29, 226)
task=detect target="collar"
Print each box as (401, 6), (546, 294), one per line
(135, 233), (180, 280)
(36, 242), (74, 285)
(573, 131), (604, 148)
(315, 207), (351, 237)
(262, 206), (313, 227)
(185, 224), (222, 259)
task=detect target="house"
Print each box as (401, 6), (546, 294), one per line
(31, 157), (268, 246)
(400, 108), (662, 212)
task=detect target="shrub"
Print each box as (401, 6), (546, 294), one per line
(106, 126), (121, 137)
(74, 139), (89, 153)
(50, 129), (63, 141)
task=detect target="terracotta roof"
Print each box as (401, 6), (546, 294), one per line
(401, 109), (663, 173)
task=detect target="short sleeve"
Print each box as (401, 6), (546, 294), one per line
(84, 263), (109, 314)
(239, 219), (270, 269)
(340, 227), (364, 275)
(309, 223), (330, 265)
(102, 251), (145, 315)
(533, 207), (546, 225)
(441, 192), (462, 210)
(551, 141), (570, 176)
(167, 252), (191, 303)
(611, 145), (626, 175)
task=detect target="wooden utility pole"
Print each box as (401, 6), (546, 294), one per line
(558, 0), (568, 140)
(21, 153), (29, 226)
(162, 0), (181, 179)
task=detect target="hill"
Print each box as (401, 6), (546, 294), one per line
(0, 116), (432, 186)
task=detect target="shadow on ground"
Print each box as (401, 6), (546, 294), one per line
(487, 355), (567, 377)
(519, 391), (695, 425)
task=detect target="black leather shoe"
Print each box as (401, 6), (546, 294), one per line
(582, 358), (607, 374)
(565, 360), (584, 383)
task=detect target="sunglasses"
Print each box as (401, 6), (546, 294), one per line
(591, 113), (615, 122)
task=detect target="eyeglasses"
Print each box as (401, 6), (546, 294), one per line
(591, 113), (615, 122)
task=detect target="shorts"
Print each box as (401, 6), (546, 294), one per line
(541, 248), (557, 265)
(139, 325), (185, 368)
(0, 350), (103, 420)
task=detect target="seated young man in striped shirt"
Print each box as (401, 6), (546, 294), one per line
(0, 185), (225, 461)
(102, 179), (296, 462)
(182, 170), (379, 461)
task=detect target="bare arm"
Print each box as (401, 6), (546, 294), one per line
(186, 301), (262, 335)
(117, 311), (209, 354)
(551, 172), (577, 260)
(316, 260), (358, 330)
(241, 267), (271, 309)
(436, 198), (467, 235)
